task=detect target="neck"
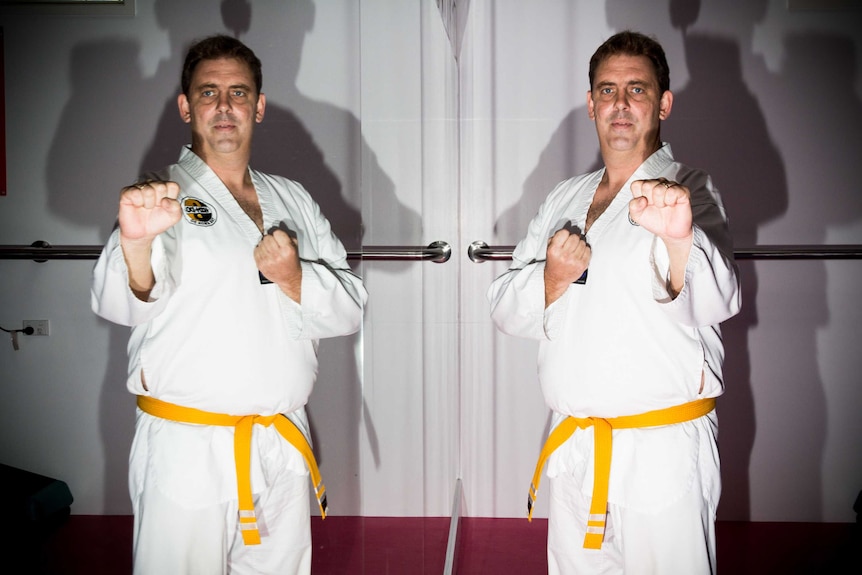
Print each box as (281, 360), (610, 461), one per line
(193, 147), (252, 191)
(601, 138), (662, 189)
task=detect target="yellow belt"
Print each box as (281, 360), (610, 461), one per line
(528, 398), (715, 549)
(136, 395), (327, 546)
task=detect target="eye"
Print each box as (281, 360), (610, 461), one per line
(201, 89), (215, 98)
(232, 90), (246, 97)
(631, 86), (645, 94)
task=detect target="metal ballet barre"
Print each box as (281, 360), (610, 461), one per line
(3, 241), (861, 263)
(357, 241), (451, 263)
(0, 240), (452, 264)
(467, 241), (862, 262)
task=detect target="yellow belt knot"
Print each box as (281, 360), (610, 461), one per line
(527, 398), (715, 550)
(136, 395), (327, 546)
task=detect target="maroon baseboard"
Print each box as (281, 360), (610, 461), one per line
(715, 521), (859, 574)
(27, 515), (859, 574)
(311, 516), (450, 574)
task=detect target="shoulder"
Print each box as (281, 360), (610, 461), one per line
(671, 162), (712, 188)
(659, 146), (710, 186)
(667, 162), (725, 209)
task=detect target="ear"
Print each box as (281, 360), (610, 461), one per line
(658, 89), (673, 121)
(255, 93), (266, 123)
(586, 89), (595, 120)
(177, 94), (191, 124)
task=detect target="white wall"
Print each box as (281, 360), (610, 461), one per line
(1, 0), (860, 526)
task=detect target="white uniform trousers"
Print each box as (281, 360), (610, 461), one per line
(132, 466), (311, 575)
(129, 410), (313, 575)
(547, 471), (717, 575)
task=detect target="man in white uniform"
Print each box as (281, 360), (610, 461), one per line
(488, 31), (741, 574)
(91, 35), (367, 574)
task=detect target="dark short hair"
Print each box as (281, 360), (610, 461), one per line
(181, 34), (263, 96)
(588, 31), (670, 93)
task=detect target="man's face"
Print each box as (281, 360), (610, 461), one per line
(178, 57), (265, 160)
(587, 54), (671, 158)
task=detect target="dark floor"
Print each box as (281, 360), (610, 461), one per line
(15, 515), (861, 574)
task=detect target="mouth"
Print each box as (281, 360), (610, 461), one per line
(610, 117), (634, 129)
(212, 116), (237, 130)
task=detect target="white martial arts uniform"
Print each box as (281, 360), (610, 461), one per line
(92, 146), (367, 574)
(488, 144), (741, 574)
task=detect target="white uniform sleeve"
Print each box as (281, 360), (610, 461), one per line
(90, 227), (178, 327)
(487, 183), (570, 341)
(278, 199), (367, 340)
(650, 173), (742, 327)
(487, 259), (549, 341)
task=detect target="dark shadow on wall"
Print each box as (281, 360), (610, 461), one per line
(748, 30), (861, 521)
(662, 32), (785, 523)
(605, 0), (862, 523)
(45, 0), (227, 514)
(45, 37), (189, 515)
(45, 0), (421, 528)
(609, 0), (793, 522)
(661, 8), (862, 528)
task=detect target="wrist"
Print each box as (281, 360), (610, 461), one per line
(661, 231), (693, 254)
(119, 234), (155, 253)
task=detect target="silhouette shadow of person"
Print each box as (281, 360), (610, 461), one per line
(731, 28), (862, 526)
(44, 0), (228, 516)
(44, 36), (195, 515)
(603, 0), (790, 525)
(655, 0), (785, 523)
(606, 0), (855, 530)
(661, 25), (779, 526)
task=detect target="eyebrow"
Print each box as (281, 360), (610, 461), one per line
(594, 79), (650, 89)
(196, 82), (253, 92)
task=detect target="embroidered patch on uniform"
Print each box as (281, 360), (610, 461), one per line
(182, 197), (217, 227)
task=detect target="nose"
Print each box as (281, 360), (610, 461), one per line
(217, 92), (231, 112)
(613, 91), (629, 110)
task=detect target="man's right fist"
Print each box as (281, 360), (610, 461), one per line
(118, 180), (182, 242)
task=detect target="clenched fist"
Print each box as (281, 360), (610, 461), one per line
(544, 227), (591, 307)
(119, 180), (182, 244)
(255, 228), (302, 302)
(628, 178), (693, 243)
(629, 178), (693, 297)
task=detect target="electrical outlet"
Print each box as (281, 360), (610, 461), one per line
(23, 320), (50, 336)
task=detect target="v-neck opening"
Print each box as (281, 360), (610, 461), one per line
(177, 148), (265, 243)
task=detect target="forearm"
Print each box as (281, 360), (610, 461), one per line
(91, 230), (173, 326)
(657, 225), (741, 327)
(544, 273), (571, 308)
(663, 232), (693, 298)
(278, 276), (302, 303)
(120, 235), (156, 301)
